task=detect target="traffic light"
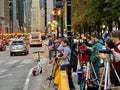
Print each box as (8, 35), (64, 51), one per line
(52, 8), (57, 15)
(51, 24), (57, 30)
(52, 19), (56, 24)
(55, 21), (59, 26)
(51, 19), (59, 26)
(57, 9), (62, 15)
(56, 0), (63, 8)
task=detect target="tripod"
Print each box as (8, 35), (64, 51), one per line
(98, 52), (120, 90)
(82, 62), (98, 90)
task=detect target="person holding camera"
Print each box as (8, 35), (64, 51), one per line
(89, 34), (103, 85)
(98, 30), (120, 90)
(57, 39), (75, 90)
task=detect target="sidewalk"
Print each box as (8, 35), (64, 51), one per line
(41, 63), (80, 90)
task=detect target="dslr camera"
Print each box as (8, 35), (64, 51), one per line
(99, 48), (112, 54)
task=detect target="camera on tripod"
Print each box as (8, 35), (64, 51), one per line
(99, 48), (112, 54)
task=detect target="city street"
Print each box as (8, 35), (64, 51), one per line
(0, 43), (49, 90)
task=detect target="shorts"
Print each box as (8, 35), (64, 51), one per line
(110, 70), (120, 86)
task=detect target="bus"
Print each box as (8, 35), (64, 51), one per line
(29, 32), (42, 47)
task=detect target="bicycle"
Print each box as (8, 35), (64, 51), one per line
(32, 51), (44, 76)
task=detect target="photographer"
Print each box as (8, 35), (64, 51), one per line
(89, 34), (103, 85)
(57, 39), (75, 90)
(98, 30), (120, 90)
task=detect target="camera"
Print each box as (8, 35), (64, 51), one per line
(78, 48), (92, 55)
(99, 48), (111, 54)
(59, 52), (64, 57)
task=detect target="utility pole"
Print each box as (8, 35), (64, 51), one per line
(45, 0), (47, 32)
(66, 0), (72, 45)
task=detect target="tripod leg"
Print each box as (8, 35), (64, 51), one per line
(98, 67), (106, 90)
(91, 63), (100, 85)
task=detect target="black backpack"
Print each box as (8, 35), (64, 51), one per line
(68, 48), (78, 68)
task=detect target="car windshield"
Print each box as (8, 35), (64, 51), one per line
(32, 35), (39, 39)
(12, 41), (24, 45)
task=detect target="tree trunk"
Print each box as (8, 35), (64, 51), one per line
(118, 20), (120, 30)
(96, 21), (101, 38)
(107, 20), (113, 33)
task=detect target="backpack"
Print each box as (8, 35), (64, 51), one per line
(69, 48), (78, 68)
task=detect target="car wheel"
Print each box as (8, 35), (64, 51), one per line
(1, 48), (3, 51)
(40, 44), (42, 47)
(27, 51), (29, 54)
(10, 52), (14, 56)
(4, 47), (6, 51)
(25, 52), (28, 55)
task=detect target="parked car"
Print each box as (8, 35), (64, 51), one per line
(0, 39), (6, 51)
(3, 38), (10, 46)
(10, 40), (29, 56)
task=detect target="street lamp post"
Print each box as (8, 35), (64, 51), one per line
(66, 0), (72, 46)
(45, 0), (47, 33)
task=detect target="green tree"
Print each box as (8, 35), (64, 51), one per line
(72, 0), (88, 34)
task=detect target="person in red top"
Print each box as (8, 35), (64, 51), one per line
(78, 42), (89, 66)
(110, 30), (120, 90)
(99, 30), (120, 90)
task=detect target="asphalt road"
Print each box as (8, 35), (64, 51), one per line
(0, 44), (49, 90)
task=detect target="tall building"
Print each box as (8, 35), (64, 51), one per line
(31, 0), (41, 32)
(31, 0), (53, 32)
(40, 0), (53, 33)
(16, 0), (24, 32)
(0, 0), (10, 33)
(24, 0), (32, 33)
(9, 0), (13, 33)
(12, 0), (19, 32)
(47, 0), (53, 24)
(10, 0), (31, 33)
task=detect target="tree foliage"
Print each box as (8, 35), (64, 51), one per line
(72, 0), (120, 35)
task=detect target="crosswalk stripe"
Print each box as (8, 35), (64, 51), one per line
(5, 60), (20, 65)
(20, 59), (33, 64)
(0, 70), (7, 73)
(0, 74), (12, 79)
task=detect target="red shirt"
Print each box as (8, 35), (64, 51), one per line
(113, 42), (120, 71)
(78, 45), (89, 66)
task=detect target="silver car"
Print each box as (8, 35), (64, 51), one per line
(10, 40), (29, 56)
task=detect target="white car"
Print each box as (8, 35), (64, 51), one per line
(10, 40), (29, 56)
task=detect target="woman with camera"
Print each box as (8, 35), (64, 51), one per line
(98, 30), (120, 90)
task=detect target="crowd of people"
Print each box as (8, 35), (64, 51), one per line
(46, 30), (120, 90)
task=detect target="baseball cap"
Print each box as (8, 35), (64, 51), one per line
(62, 39), (70, 45)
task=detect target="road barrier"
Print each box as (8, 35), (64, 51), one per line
(57, 70), (70, 90)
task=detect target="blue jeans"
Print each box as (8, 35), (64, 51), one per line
(91, 67), (100, 85)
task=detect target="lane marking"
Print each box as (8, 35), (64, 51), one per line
(0, 70), (7, 73)
(16, 65), (24, 68)
(5, 60), (20, 65)
(23, 68), (32, 90)
(20, 59), (33, 64)
(0, 74), (12, 79)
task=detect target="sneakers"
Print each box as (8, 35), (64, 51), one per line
(46, 75), (54, 80)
